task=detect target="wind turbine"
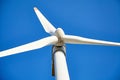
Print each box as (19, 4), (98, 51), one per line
(0, 7), (120, 80)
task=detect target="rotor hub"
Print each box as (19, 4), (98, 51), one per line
(55, 28), (65, 46)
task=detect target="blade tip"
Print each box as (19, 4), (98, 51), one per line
(34, 7), (38, 11)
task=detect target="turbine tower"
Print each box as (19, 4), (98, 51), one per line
(0, 7), (120, 80)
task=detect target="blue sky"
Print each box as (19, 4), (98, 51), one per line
(0, 0), (120, 80)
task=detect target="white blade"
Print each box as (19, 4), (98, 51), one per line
(64, 35), (120, 46)
(34, 7), (56, 35)
(0, 36), (58, 57)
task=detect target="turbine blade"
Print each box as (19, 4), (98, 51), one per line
(64, 35), (120, 46)
(34, 7), (56, 35)
(0, 36), (58, 57)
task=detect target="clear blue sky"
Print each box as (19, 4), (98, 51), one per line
(0, 0), (120, 80)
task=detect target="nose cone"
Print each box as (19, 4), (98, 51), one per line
(55, 28), (65, 46)
(55, 28), (65, 37)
